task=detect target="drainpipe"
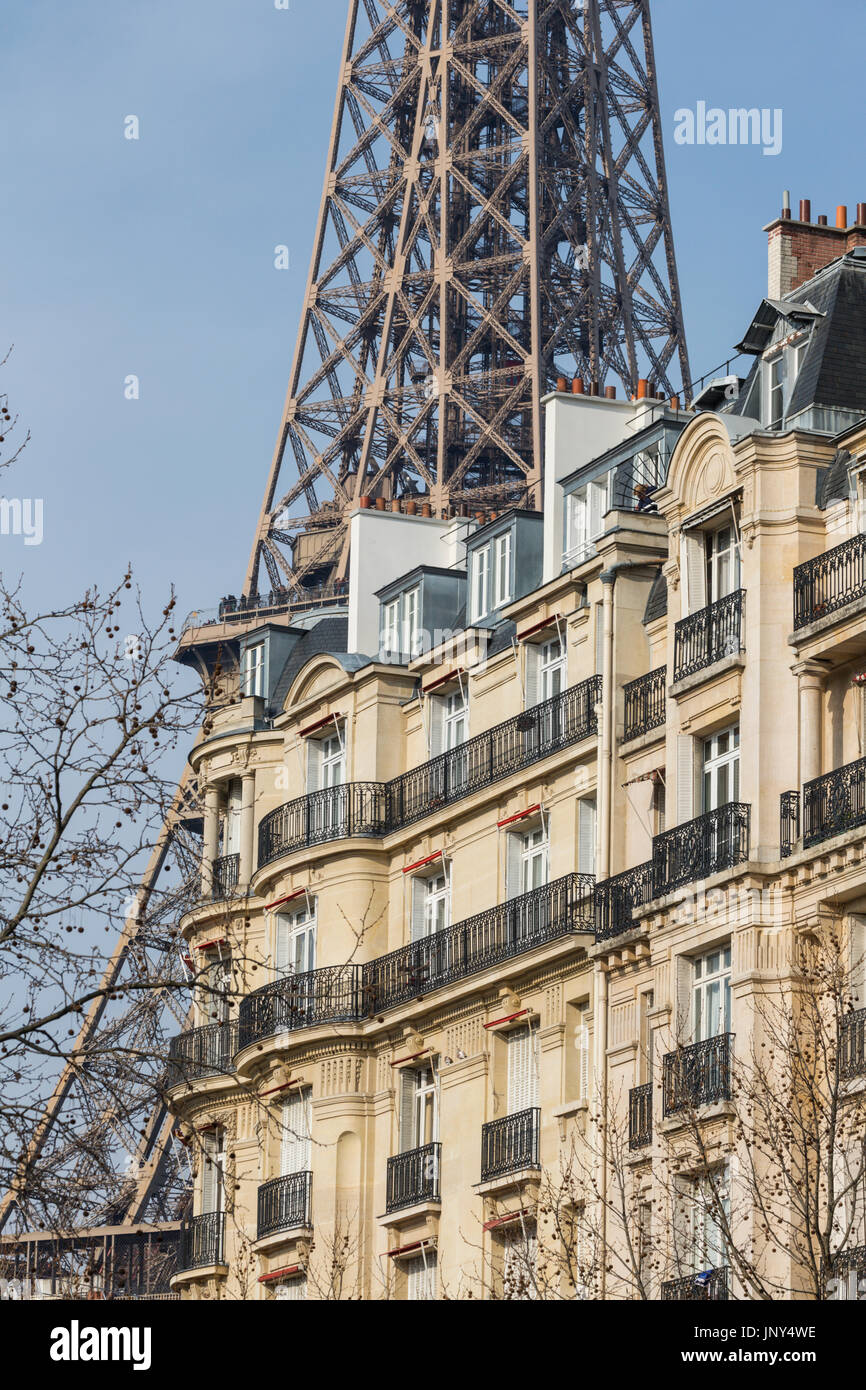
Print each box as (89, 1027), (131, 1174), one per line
(597, 570), (617, 880)
(594, 957), (609, 1298)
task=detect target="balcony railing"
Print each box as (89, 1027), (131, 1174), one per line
(237, 965), (365, 1051)
(178, 1212), (225, 1272)
(237, 874), (594, 1051)
(212, 852), (240, 900)
(802, 756), (866, 849)
(661, 1267), (729, 1301)
(257, 677), (601, 869)
(480, 1107), (540, 1181)
(780, 789), (801, 858)
(662, 1034), (733, 1117)
(652, 803), (750, 897)
(386, 1142), (441, 1213)
(167, 1022), (238, 1086)
(256, 1171), (312, 1239)
(793, 532), (866, 630)
(364, 872), (594, 1014)
(673, 590), (744, 682)
(623, 667), (667, 741)
(595, 861), (654, 940)
(629, 1082), (652, 1149)
(840, 1007), (866, 1080)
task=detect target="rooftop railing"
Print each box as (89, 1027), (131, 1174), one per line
(673, 590), (744, 683)
(793, 532), (866, 630)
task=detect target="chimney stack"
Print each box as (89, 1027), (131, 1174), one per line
(766, 194), (866, 297)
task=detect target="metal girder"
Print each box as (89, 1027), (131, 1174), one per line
(245, 0), (689, 596)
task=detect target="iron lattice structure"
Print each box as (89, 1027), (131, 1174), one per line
(246, 0), (690, 599)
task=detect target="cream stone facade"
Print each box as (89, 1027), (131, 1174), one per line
(167, 246), (866, 1302)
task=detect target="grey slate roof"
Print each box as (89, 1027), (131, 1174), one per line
(269, 615), (355, 713)
(816, 448), (852, 509)
(643, 569), (667, 625)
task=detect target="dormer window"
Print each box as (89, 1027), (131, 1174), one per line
(767, 353), (785, 428)
(471, 532), (512, 621)
(563, 477), (609, 569)
(762, 330), (810, 429)
(242, 642), (265, 697)
(471, 546), (491, 621)
(382, 586), (420, 661)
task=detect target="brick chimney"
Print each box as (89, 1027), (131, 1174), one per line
(765, 192), (866, 297)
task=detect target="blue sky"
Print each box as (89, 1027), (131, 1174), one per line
(0, 0), (862, 617)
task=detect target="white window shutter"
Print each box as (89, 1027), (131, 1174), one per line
(675, 955), (694, 1044)
(676, 735), (694, 824)
(429, 698), (444, 758)
(524, 644), (539, 709)
(274, 915), (290, 977)
(588, 481), (605, 540)
(399, 1069), (417, 1152)
(507, 1027), (537, 1113)
(578, 1016), (590, 1099)
(505, 832), (522, 901)
(281, 1089), (311, 1175)
(578, 798), (597, 876)
(410, 878), (427, 942)
(682, 531), (707, 614)
(306, 739), (320, 793)
(201, 1132), (219, 1214)
(407, 1252), (436, 1300)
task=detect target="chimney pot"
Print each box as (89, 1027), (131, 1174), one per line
(571, 376), (584, 395)
(604, 385), (616, 399)
(589, 380), (599, 396)
(799, 199), (811, 223)
(556, 375), (567, 392)
(857, 203), (866, 227)
(817, 214), (828, 226)
(781, 190), (791, 219)
(669, 393), (680, 411)
(636, 378), (648, 400)
(836, 205), (848, 229)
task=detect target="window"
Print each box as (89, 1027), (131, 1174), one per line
(493, 532), (512, 608)
(471, 546), (491, 621)
(200, 1131), (225, 1215)
(701, 725), (739, 812)
(705, 523), (740, 602)
(766, 353), (785, 427)
(280, 1087), (312, 1176)
(220, 780), (242, 856)
(399, 1062), (439, 1150)
(563, 478), (608, 568)
(274, 1276), (307, 1301)
(577, 798), (596, 876)
(442, 688), (468, 750)
(307, 728), (345, 793)
(275, 899), (317, 977)
(382, 598), (401, 656)
(406, 1250), (437, 1300)
(242, 643), (265, 698)
(380, 586), (420, 660)
(198, 953), (230, 1026)
(689, 1168), (730, 1274)
(538, 636), (565, 701)
(506, 1026), (539, 1114)
(506, 822), (548, 899)
(411, 870), (450, 941)
(692, 945), (731, 1042)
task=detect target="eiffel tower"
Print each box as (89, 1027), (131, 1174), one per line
(246, 0), (690, 601)
(1, 0), (689, 1296)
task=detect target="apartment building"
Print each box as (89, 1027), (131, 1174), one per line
(166, 212), (866, 1301)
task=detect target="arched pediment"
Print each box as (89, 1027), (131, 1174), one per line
(286, 655), (347, 712)
(663, 413), (738, 519)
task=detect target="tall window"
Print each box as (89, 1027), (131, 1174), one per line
(705, 523), (740, 602)
(471, 532), (513, 619)
(320, 731), (344, 788)
(382, 597), (401, 656)
(399, 1062), (439, 1150)
(442, 688), (468, 750)
(692, 945), (731, 1042)
(471, 546), (491, 621)
(506, 1026), (539, 1114)
(411, 870), (450, 941)
(242, 642), (265, 698)
(493, 532), (512, 608)
(501, 1223), (538, 1300)
(766, 353), (785, 427)
(702, 725), (739, 812)
(380, 587), (420, 660)
(200, 1131), (225, 1215)
(520, 826), (548, 893)
(220, 780), (242, 856)
(538, 636), (565, 701)
(563, 478), (608, 568)
(690, 1168), (730, 1274)
(280, 1087), (312, 1176)
(198, 953), (230, 1026)
(275, 900), (316, 977)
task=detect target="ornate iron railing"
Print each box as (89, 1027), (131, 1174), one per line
(652, 803), (750, 897)
(258, 783), (389, 867)
(793, 532), (866, 630)
(237, 874), (594, 1051)
(237, 964), (365, 1051)
(167, 1022), (238, 1086)
(840, 1007), (866, 1080)
(364, 872), (594, 1014)
(386, 1143), (441, 1213)
(256, 1171), (312, 1239)
(829, 1245), (866, 1288)
(623, 667), (667, 741)
(780, 790), (800, 859)
(480, 1107), (540, 1181)
(178, 1212), (225, 1272)
(673, 590), (744, 682)
(212, 852), (240, 900)
(258, 678), (601, 868)
(662, 1034), (733, 1116)
(595, 861), (654, 940)
(629, 1082), (652, 1149)
(661, 1267), (729, 1301)
(802, 756), (866, 849)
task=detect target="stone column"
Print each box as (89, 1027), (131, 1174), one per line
(202, 783), (221, 897)
(239, 772), (256, 887)
(792, 660), (830, 788)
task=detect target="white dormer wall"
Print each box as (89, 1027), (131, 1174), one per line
(542, 392), (656, 584)
(348, 510), (475, 656)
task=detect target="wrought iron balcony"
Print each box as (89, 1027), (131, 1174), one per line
(628, 1082), (652, 1149)
(237, 874), (594, 1050)
(661, 1267), (729, 1301)
(480, 1107), (540, 1182)
(257, 1171), (312, 1239)
(652, 802), (750, 897)
(211, 852), (240, 900)
(673, 589), (744, 682)
(237, 965), (365, 1051)
(595, 861), (654, 940)
(802, 756), (866, 850)
(386, 1142), (441, 1213)
(167, 1022), (238, 1086)
(662, 1033), (733, 1117)
(364, 872), (594, 1014)
(178, 1212), (225, 1272)
(257, 678), (601, 869)
(829, 1245), (866, 1288)
(793, 532), (866, 630)
(840, 1007), (866, 1080)
(623, 666), (666, 741)
(780, 789), (801, 858)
